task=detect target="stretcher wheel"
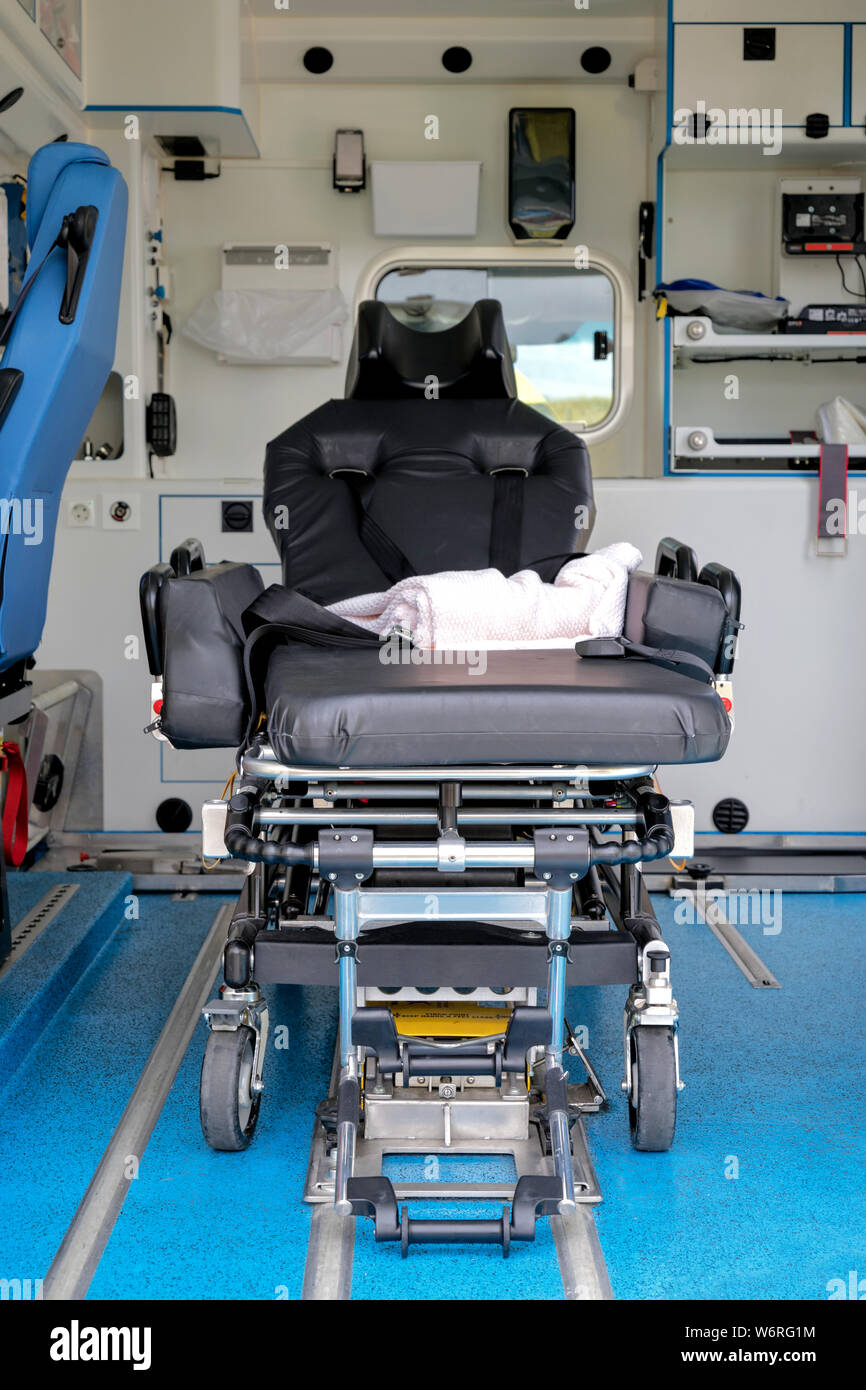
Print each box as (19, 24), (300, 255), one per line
(200, 1026), (261, 1151)
(628, 1025), (677, 1152)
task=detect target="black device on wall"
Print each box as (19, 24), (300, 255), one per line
(782, 192), (865, 255)
(508, 108), (575, 241)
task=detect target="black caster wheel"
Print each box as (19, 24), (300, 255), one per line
(628, 1025), (677, 1152)
(200, 1026), (261, 1152)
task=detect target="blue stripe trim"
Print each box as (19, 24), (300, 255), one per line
(674, 19), (849, 25)
(670, 470), (866, 477)
(655, 152), (665, 270)
(86, 104), (245, 114)
(662, 318), (672, 476)
(666, 0), (675, 143)
(843, 25), (853, 126)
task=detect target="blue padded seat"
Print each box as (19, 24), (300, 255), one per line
(0, 143), (127, 679)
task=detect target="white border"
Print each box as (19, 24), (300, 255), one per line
(354, 243), (634, 443)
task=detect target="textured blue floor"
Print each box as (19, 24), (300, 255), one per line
(2, 888), (864, 1300)
(567, 893), (866, 1301)
(0, 870), (132, 1089)
(89, 980), (336, 1300)
(0, 892), (232, 1287)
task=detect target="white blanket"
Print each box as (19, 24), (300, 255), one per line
(328, 543), (642, 649)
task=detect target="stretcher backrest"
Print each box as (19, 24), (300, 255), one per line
(263, 397), (595, 603)
(0, 143), (127, 681)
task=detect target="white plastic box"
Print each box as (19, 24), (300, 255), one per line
(371, 161), (482, 237)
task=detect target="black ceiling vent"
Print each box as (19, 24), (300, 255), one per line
(442, 46), (473, 74)
(303, 46), (334, 75)
(581, 46), (612, 74)
(712, 798), (749, 834)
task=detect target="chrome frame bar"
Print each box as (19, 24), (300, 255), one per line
(334, 888), (359, 1066)
(334, 887), (361, 1215)
(546, 887), (576, 1211)
(354, 886), (553, 931)
(256, 808), (637, 828)
(312, 842), (606, 871)
(546, 888), (572, 1067)
(244, 747), (655, 783)
(309, 783), (587, 801)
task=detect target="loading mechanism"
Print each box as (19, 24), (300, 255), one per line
(200, 759), (683, 1256)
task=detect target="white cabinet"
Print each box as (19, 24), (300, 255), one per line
(673, 24), (846, 129)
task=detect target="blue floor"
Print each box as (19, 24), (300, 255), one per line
(89, 979), (336, 1300)
(568, 893), (866, 1301)
(0, 890), (233, 1286)
(1, 887), (864, 1300)
(0, 870), (133, 1088)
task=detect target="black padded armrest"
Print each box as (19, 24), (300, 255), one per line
(617, 567), (740, 677)
(169, 536), (206, 576)
(655, 536), (697, 582)
(139, 561), (175, 676)
(698, 563), (742, 674)
(157, 561), (265, 749)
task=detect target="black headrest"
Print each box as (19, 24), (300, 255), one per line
(345, 298), (517, 400)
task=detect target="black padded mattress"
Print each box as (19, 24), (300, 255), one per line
(264, 644), (731, 768)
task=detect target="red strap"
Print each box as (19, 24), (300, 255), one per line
(1, 741), (29, 867)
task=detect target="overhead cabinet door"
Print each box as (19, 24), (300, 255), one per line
(673, 24), (845, 130)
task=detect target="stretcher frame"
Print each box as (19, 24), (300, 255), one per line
(201, 749), (684, 1254)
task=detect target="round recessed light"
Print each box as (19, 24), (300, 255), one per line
(580, 46), (612, 75)
(303, 46), (334, 75)
(442, 46), (473, 74)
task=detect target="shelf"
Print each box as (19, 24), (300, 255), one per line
(672, 317), (866, 355)
(83, 106), (260, 160)
(672, 427), (866, 471)
(663, 128), (866, 171)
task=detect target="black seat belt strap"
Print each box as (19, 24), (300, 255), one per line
(489, 468), (525, 576)
(618, 635), (715, 683)
(575, 634), (716, 684)
(333, 470), (416, 585)
(239, 584), (384, 743)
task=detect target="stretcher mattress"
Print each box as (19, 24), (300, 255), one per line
(264, 644), (731, 768)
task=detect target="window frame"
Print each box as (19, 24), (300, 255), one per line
(355, 243), (634, 443)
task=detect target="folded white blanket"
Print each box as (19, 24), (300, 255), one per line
(328, 543), (642, 648)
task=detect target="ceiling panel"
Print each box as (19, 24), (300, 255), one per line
(243, 0), (664, 16)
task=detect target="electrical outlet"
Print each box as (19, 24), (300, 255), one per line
(101, 494), (141, 530)
(68, 499), (96, 528)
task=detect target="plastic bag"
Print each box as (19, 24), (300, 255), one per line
(816, 395), (866, 445)
(181, 288), (348, 363)
(655, 279), (789, 331)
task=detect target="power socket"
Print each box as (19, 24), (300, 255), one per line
(101, 494), (141, 530)
(68, 499), (96, 528)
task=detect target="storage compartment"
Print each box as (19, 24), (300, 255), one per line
(371, 162), (482, 237)
(673, 24), (845, 130)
